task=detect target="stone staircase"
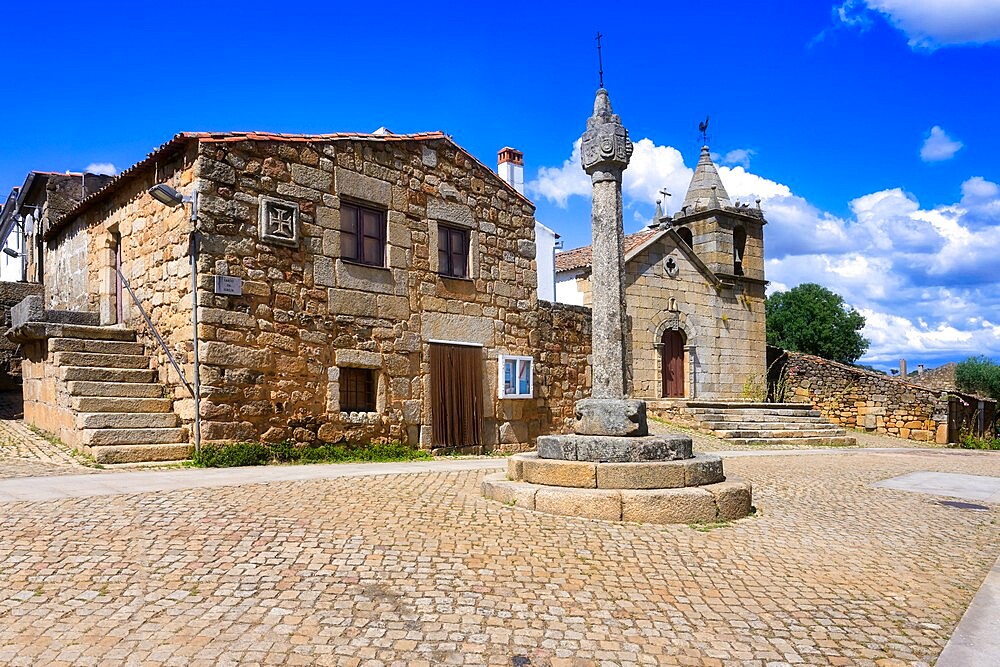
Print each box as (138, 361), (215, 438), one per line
(45, 327), (189, 464)
(680, 401), (856, 447)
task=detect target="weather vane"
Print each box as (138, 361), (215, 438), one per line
(596, 32), (604, 88)
(698, 115), (710, 146)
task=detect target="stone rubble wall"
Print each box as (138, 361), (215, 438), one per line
(0, 282), (44, 390)
(783, 350), (994, 443)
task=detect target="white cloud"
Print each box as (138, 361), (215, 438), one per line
(532, 137), (1000, 367)
(865, 0), (1000, 49)
(527, 140), (589, 208)
(920, 126), (963, 162)
(85, 162), (117, 176)
(720, 149), (755, 168)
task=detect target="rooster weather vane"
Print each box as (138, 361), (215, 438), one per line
(699, 115), (710, 145)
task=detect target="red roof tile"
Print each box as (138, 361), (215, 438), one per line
(554, 228), (663, 272)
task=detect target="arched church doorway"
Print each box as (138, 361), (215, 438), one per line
(660, 329), (685, 398)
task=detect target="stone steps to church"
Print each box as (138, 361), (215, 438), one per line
(696, 413), (827, 423)
(725, 436), (857, 447)
(689, 407), (822, 418)
(706, 420), (844, 431)
(712, 428), (850, 439)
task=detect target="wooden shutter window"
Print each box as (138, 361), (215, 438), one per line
(341, 202), (385, 267)
(437, 225), (469, 278)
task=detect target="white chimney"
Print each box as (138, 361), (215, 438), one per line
(497, 147), (524, 194)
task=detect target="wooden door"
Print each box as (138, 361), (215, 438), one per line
(430, 343), (483, 448)
(660, 330), (685, 398)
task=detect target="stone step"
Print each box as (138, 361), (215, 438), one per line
(707, 421), (844, 431)
(71, 396), (173, 413)
(9, 322), (136, 343)
(685, 401), (805, 409)
(59, 366), (158, 383)
(697, 414), (830, 424)
(67, 381), (164, 398)
(726, 436), (857, 447)
(53, 351), (150, 370)
(49, 337), (145, 356)
(87, 443), (192, 465)
(713, 429), (849, 439)
(80, 427), (188, 446)
(76, 412), (179, 429)
(690, 408), (821, 418)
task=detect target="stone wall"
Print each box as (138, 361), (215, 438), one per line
(783, 350), (995, 443)
(0, 282), (43, 389)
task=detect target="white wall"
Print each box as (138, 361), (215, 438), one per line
(0, 220), (23, 282)
(555, 269), (586, 306)
(534, 221), (558, 302)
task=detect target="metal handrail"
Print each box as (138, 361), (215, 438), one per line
(115, 267), (195, 398)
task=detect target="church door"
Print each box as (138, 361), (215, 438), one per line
(429, 343), (483, 448)
(660, 330), (685, 398)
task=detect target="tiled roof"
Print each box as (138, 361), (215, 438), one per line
(554, 228), (663, 272)
(46, 130), (529, 239)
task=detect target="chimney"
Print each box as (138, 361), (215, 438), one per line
(917, 364), (924, 376)
(497, 147), (524, 194)
(899, 359), (907, 377)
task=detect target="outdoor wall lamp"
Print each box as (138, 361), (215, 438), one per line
(147, 183), (185, 206)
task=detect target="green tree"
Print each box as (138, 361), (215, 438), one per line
(955, 356), (1000, 399)
(766, 283), (869, 364)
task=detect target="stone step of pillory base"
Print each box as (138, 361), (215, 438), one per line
(537, 434), (692, 462)
(508, 452), (724, 490)
(482, 472), (753, 524)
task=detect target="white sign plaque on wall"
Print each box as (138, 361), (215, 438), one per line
(214, 275), (243, 296)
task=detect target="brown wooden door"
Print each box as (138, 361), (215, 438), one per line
(430, 344), (483, 448)
(660, 330), (685, 398)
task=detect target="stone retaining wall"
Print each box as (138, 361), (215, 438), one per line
(783, 350), (994, 443)
(0, 282), (44, 389)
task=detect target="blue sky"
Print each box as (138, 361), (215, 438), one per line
(1, 0), (999, 370)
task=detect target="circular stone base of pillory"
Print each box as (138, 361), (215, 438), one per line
(482, 438), (753, 525)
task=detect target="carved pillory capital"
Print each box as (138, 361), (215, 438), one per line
(581, 88), (633, 182)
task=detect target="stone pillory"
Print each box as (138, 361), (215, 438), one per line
(483, 88), (753, 524)
(580, 88), (633, 400)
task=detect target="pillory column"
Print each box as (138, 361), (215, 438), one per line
(581, 88), (633, 399)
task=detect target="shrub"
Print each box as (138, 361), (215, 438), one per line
(954, 432), (1000, 451)
(955, 356), (1000, 400)
(189, 440), (432, 468)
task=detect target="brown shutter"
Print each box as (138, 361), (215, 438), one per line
(430, 344), (483, 448)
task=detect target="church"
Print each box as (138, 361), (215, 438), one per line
(553, 146), (768, 401)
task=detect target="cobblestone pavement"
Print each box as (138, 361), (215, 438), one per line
(0, 392), (92, 479)
(0, 449), (997, 666)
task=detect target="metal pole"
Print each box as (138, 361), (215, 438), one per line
(189, 192), (202, 457)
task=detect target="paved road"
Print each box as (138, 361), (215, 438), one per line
(0, 448), (997, 666)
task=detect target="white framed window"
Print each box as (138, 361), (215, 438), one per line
(498, 355), (533, 399)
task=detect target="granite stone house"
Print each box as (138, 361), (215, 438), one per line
(10, 131), (591, 462)
(555, 146), (768, 400)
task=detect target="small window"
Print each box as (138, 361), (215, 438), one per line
(677, 227), (693, 248)
(339, 367), (376, 412)
(341, 202), (386, 267)
(438, 225), (469, 278)
(498, 355), (533, 399)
